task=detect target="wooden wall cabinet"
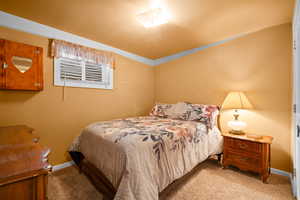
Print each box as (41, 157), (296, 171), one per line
(0, 39), (43, 91)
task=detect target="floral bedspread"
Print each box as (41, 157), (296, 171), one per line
(70, 116), (223, 200)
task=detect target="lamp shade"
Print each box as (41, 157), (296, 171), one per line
(222, 92), (253, 110)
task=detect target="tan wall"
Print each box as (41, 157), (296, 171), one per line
(0, 23), (293, 172)
(0, 26), (155, 165)
(155, 23), (292, 172)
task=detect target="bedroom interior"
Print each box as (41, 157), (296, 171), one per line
(0, 0), (298, 200)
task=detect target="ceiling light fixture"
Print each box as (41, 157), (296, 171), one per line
(137, 7), (170, 28)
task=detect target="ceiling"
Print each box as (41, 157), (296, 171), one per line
(0, 0), (295, 59)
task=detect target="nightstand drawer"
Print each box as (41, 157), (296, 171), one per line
(225, 137), (261, 153)
(226, 151), (260, 171)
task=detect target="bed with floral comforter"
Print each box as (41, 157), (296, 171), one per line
(70, 103), (223, 200)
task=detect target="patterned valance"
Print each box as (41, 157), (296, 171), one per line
(50, 39), (115, 69)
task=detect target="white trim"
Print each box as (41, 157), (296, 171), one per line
(0, 10), (278, 67)
(267, 168), (295, 195)
(52, 160), (295, 196)
(293, 0), (300, 198)
(52, 161), (75, 172)
(153, 34), (245, 66)
(52, 160), (292, 176)
(270, 168), (291, 177)
(51, 162), (293, 182)
(291, 174), (297, 197)
(152, 24), (290, 65)
(0, 11), (154, 66)
(270, 168), (297, 196)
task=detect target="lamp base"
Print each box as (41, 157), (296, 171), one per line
(229, 130), (245, 135)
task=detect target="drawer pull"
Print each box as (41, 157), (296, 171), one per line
(238, 143), (248, 149)
(3, 62), (8, 69)
(238, 157), (250, 162)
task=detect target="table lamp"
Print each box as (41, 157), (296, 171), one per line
(221, 92), (253, 135)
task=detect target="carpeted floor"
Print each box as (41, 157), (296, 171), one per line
(48, 160), (295, 200)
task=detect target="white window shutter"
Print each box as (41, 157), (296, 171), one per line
(60, 58), (83, 81)
(85, 62), (103, 83)
(54, 57), (113, 90)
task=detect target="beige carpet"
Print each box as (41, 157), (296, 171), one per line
(48, 160), (295, 200)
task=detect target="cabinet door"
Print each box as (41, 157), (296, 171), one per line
(0, 39), (4, 89)
(2, 39), (43, 91)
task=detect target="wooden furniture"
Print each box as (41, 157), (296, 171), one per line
(0, 39), (43, 91)
(0, 125), (51, 200)
(222, 132), (273, 183)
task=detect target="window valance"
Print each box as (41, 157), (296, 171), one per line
(50, 39), (115, 69)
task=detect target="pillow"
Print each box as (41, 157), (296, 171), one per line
(164, 102), (190, 119)
(150, 102), (219, 129)
(150, 102), (191, 119)
(186, 103), (219, 129)
(149, 103), (172, 118)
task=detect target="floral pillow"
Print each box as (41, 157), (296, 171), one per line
(150, 102), (190, 119)
(185, 103), (219, 129)
(149, 103), (172, 118)
(150, 102), (219, 129)
(164, 102), (190, 119)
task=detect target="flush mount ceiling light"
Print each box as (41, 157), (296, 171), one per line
(137, 7), (170, 28)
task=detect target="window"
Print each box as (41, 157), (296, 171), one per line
(54, 57), (113, 89)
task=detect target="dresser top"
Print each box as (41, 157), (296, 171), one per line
(222, 132), (273, 144)
(0, 125), (50, 180)
(0, 125), (39, 145)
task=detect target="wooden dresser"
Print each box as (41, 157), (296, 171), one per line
(222, 132), (273, 183)
(0, 125), (51, 200)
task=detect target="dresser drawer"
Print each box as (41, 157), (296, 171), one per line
(225, 150), (260, 171)
(225, 137), (261, 153)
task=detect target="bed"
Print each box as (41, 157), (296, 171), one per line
(69, 102), (223, 200)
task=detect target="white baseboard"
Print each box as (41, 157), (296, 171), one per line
(52, 161), (297, 197)
(270, 168), (291, 177)
(53, 161), (291, 177)
(270, 168), (296, 197)
(290, 174), (297, 197)
(52, 161), (75, 172)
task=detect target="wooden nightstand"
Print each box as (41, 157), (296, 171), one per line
(222, 132), (273, 183)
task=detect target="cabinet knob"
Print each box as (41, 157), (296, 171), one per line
(33, 137), (39, 143)
(3, 62), (8, 69)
